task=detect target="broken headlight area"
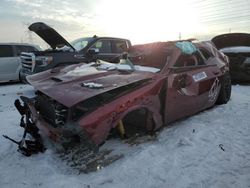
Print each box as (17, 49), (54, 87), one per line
(35, 91), (69, 128)
(3, 92), (99, 156)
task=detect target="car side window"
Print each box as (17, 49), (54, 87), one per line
(92, 40), (112, 53)
(195, 51), (206, 65)
(174, 54), (198, 67)
(25, 46), (38, 52)
(174, 52), (206, 67)
(0, 45), (14, 57)
(199, 48), (213, 60)
(113, 40), (128, 53)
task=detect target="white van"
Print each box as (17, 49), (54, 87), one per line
(0, 43), (40, 83)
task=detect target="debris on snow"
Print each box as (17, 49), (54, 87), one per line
(219, 144), (225, 151)
(0, 84), (250, 188)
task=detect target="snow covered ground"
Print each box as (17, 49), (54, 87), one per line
(0, 83), (249, 188)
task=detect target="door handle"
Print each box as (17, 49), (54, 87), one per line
(74, 54), (85, 59)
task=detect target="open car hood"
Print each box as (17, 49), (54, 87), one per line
(212, 33), (250, 50)
(29, 22), (75, 50)
(27, 63), (156, 107)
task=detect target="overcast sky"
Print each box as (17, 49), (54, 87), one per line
(1, 0), (250, 47)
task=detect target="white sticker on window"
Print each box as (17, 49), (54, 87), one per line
(192, 72), (207, 82)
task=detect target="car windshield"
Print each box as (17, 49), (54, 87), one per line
(127, 44), (172, 70)
(127, 53), (169, 71)
(71, 37), (93, 51)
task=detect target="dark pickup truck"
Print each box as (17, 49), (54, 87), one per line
(20, 22), (131, 82)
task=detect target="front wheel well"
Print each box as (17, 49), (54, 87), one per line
(117, 107), (156, 138)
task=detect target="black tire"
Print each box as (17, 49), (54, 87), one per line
(19, 71), (26, 84)
(216, 71), (231, 105)
(18, 71), (22, 83)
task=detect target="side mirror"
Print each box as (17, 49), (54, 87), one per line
(88, 48), (99, 56)
(122, 52), (128, 59)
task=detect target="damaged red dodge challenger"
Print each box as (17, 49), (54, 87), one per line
(7, 41), (231, 156)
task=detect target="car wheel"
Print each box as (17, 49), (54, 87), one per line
(19, 71), (25, 83)
(18, 71), (22, 82)
(216, 71), (231, 104)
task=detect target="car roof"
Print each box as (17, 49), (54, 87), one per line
(0, 43), (42, 50)
(0, 43), (37, 46)
(91, 36), (130, 41)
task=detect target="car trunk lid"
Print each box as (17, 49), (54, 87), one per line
(212, 33), (250, 50)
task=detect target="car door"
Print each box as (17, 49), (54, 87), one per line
(0, 45), (19, 81)
(90, 39), (114, 62)
(112, 40), (129, 53)
(165, 51), (220, 123)
(111, 39), (130, 62)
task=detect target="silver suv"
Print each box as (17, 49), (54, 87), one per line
(0, 43), (40, 83)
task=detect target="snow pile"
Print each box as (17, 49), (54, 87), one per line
(0, 83), (250, 188)
(95, 60), (160, 73)
(64, 60), (160, 76)
(81, 82), (104, 89)
(66, 62), (106, 76)
(134, 65), (160, 73)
